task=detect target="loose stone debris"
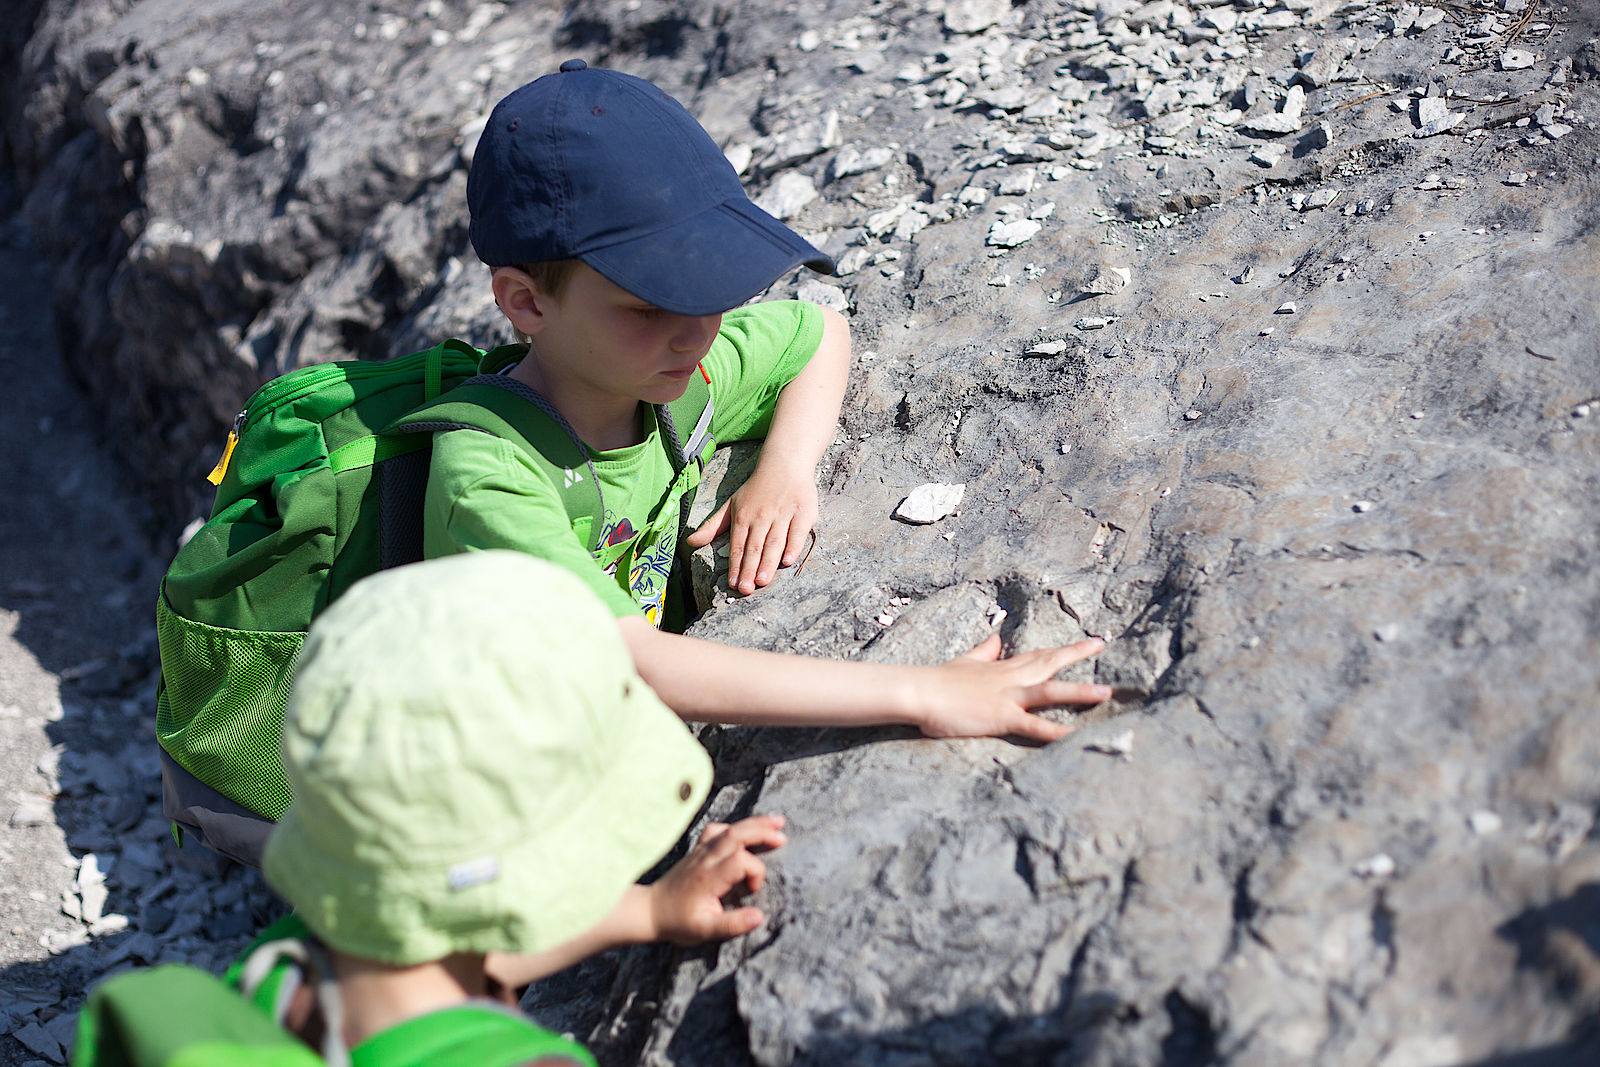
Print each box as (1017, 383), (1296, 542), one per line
(1354, 853), (1398, 879)
(893, 482), (966, 525)
(986, 219), (1041, 248)
(1084, 729), (1135, 759)
(1414, 96), (1464, 137)
(1079, 265), (1131, 296)
(1468, 810), (1504, 836)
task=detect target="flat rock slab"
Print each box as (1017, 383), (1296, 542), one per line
(5, 1), (1600, 1066)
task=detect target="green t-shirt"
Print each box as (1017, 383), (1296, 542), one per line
(216, 915), (594, 1067)
(423, 300), (823, 628)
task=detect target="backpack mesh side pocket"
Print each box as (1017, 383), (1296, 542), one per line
(155, 590), (301, 821)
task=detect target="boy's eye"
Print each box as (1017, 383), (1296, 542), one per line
(631, 305), (666, 320)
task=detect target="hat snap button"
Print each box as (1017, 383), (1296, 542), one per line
(559, 58), (588, 73)
(677, 780), (692, 801)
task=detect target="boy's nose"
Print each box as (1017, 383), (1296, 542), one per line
(669, 313), (721, 353)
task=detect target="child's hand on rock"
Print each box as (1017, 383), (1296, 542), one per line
(912, 635), (1110, 743)
(648, 815), (788, 945)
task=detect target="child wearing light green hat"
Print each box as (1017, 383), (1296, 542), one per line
(76, 551), (783, 1067)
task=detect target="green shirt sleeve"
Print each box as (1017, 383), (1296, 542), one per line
(701, 300), (824, 444)
(423, 429), (642, 618)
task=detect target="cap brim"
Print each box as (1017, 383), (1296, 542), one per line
(583, 198), (835, 316)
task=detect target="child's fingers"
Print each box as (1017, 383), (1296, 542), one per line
(1030, 637), (1106, 674)
(697, 821), (731, 845)
(752, 522), (789, 587)
(732, 518), (776, 593)
(959, 632), (1004, 663)
(1019, 679), (1113, 708)
(725, 846), (769, 894)
(780, 517), (812, 568)
(687, 502), (730, 548)
(706, 905), (765, 940)
(1004, 710), (1075, 744)
(720, 814), (787, 851)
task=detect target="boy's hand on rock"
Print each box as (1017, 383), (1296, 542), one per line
(914, 635), (1110, 742)
(686, 464), (819, 596)
(648, 814), (788, 945)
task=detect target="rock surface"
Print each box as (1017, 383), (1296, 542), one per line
(4, 1), (1600, 1065)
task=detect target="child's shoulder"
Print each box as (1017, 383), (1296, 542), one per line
(710, 299), (823, 363)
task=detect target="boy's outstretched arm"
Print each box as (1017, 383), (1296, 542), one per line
(485, 815), (787, 988)
(618, 616), (1110, 740)
(686, 306), (851, 595)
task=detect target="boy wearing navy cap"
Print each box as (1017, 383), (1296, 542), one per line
(429, 61), (1113, 741)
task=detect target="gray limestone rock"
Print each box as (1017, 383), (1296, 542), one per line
(5, 0), (1600, 1065)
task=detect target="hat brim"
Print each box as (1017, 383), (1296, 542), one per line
(583, 197), (835, 316)
(264, 676), (713, 965)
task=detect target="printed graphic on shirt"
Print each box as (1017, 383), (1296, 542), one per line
(595, 514), (676, 628)
(602, 518), (635, 548)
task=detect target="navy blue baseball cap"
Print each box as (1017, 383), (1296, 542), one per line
(468, 60), (835, 316)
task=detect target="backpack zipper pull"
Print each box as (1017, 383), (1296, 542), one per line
(205, 410), (248, 486)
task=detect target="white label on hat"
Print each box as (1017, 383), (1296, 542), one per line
(447, 855), (501, 892)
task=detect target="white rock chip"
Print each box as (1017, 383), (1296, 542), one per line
(756, 171), (819, 220)
(894, 483), (966, 525)
(1468, 810), (1504, 835)
(1073, 316), (1116, 331)
(944, 0), (1010, 34)
(1080, 265), (1131, 295)
(987, 219), (1042, 247)
(796, 279), (849, 313)
(1275, 301), (1297, 314)
(866, 202), (910, 237)
(996, 168), (1036, 196)
(1241, 85), (1306, 135)
(1025, 340), (1068, 357)
(1085, 729), (1134, 759)
(893, 209), (930, 242)
(830, 144), (894, 180)
(1414, 97), (1464, 137)
(10, 795), (52, 827)
(1249, 144), (1284, 168)
(1354, 853), (1397, 879)
(1499, 49), (1536, 71)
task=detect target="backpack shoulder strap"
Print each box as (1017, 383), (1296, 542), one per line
(663, 365), (714, 469)
(391, 376), (606, 550)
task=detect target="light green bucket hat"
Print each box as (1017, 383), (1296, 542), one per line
(261, 550), (712, 965)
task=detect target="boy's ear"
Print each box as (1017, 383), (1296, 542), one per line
(491, 267), (550, 338)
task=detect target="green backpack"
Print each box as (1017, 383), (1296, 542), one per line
(73, 964), (326, 1067)
(155, 341), (714, 867)
(73, 959), (596, 1067)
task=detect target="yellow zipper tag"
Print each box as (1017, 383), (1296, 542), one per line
(205, 430), (239, 486)
(206, 411), (247, 486)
